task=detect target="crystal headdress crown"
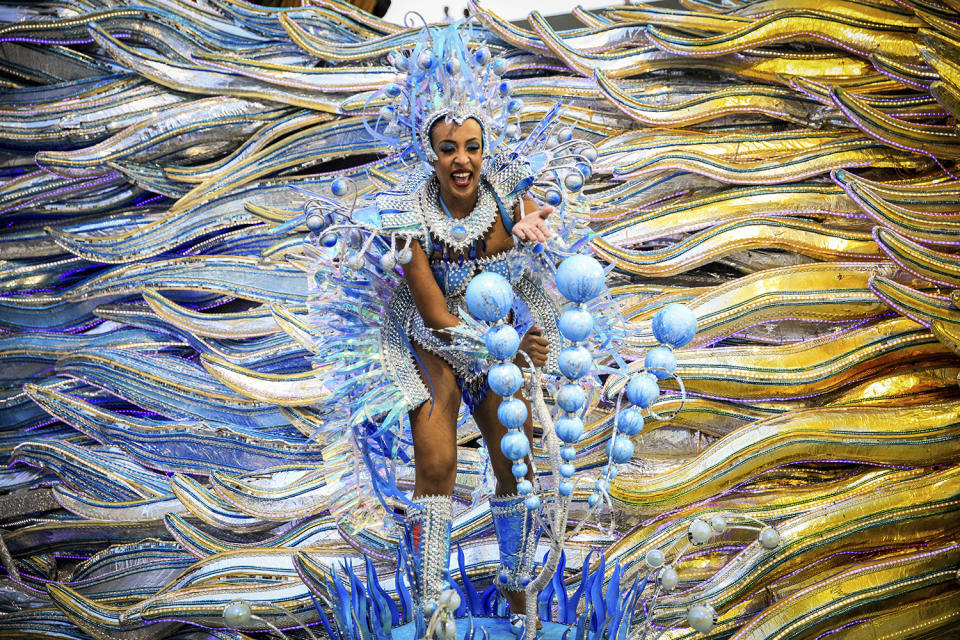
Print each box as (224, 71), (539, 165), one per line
(365, 17), (522, 166)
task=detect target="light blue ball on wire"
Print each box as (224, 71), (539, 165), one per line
(556, 254), (605, 303)
(500, 430), (530, 461)
(559, 463), (576, 478)
(512, 462), (528, 478)
(558, 345), (592, 380)
(617, 407), (644, 436)
(558, 307), (593, 342)
(652, 303), (697, 348)
(607, 435), (635, 464)
(484, 325), (520, 361)
(560, 445), (576, 461)
(626, 373), (660, 408)
(465, 272), (514, 322)
(558, 480), (573, 496)
(645, 346), (677, 380)
(497, 398), (528, 430)
(524, 495), (541, 510)
(555, 415), (584, 444)
(516, 479), (533, 495)
(556, 384), (586, 413)
(488, 363), (523, 397)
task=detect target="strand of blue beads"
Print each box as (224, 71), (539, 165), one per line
(553, 254), (607, 507)
(464, 272), (539, 511)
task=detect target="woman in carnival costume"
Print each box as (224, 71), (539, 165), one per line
(303, 19), (597, 634)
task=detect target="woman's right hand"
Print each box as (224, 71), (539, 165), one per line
(516, 325), (549, 369)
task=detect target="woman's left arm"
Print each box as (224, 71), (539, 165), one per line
(511, 195), (554, 244)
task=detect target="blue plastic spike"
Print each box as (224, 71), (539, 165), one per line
(605, 563), (623, 624)
(309, 591), (343, 640)
(395, 546), (413, 623)
(457, 545), (482, 615)
(552, 550), (571, 623)
(480, 584), (498, 616)
(538, 576), (555, 621)
(568, 551), (591, 621)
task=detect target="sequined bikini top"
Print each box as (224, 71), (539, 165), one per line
(431, 247), (525, 297)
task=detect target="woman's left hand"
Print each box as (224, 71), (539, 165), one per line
(512, 205), (554, 244)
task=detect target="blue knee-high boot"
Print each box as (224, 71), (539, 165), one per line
(403, 495), (453, 626)
(490, 493), (541, 596)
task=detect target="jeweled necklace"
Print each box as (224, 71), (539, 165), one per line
(422, 176), (498, 252)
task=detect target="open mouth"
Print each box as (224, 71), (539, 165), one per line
(451, 171), (472, 188)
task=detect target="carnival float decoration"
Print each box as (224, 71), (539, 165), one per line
(1, 1), (959, 639)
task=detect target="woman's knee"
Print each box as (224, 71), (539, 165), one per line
(416, 448), (457, 488)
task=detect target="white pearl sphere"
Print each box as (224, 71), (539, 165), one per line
(438, 589), (461, 611)
(658, 565), (678, 592)
(759, 526), (780, 549)
(686, 603), (716, 634)
(644, 548), (665, 569)
(348, 255), (365, 271)
(709, 514), (727, 534)
(379, 252), (396, 271)
(397, 247), (413, 264)
(688, 518), (712, 545)
(440, 618), (457, 639)
(223, 600), (252, 627)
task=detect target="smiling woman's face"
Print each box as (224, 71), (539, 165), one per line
(430, 117), (482, 206)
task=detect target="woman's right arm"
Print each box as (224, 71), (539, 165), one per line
(404, 240), (459, 336)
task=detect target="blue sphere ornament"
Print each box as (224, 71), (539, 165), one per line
(485, 325), (520, 362)
(560, 445), (576, 461)
(306, 213), (324, 231)
(507, 98), (523, 114)
(488, 362), (523, 397)
(645, 346), (677, 380)
(555, 415), (584, 444)
(500, 430), (530, 461)
(563, 172), (583, 192)
(331, 178), (349, 197)
(556, 254), (605, 303)
(556, 384), (586, 413)
(557, 127), (573, 142)
(417, 49), (435, 70)
(607, 435), (635, 464)
(558, 346), (592, 380)
(559, 462), (576, 478)
(512, 462), (528, 478)
(475, 46), (491, 65)
(444, 57), (461, 75)
(545, 188), (563, 206)
(587, 492), (601, 507)
(516, 479), (533, 495)
(558, 307), (593, 342)
(558, 480), (573, 496)
(465, 272), (514, 322)
(581, 146), (598, 162)
(450, 224), (468, 242)
(577, 162), (592, 179)
(626, 373), (660, 408)
(497, 398), (528, 430)
(524, 495), (541, 510)
(384, 82), (401, 97)
(498, 80), (511, 97)
(320, 232), (338, 248)
(617, 407), (644, 436)
(378, 105), (395, 121)
(491, 58), (507, 75)
(652, 303), (698, 349)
